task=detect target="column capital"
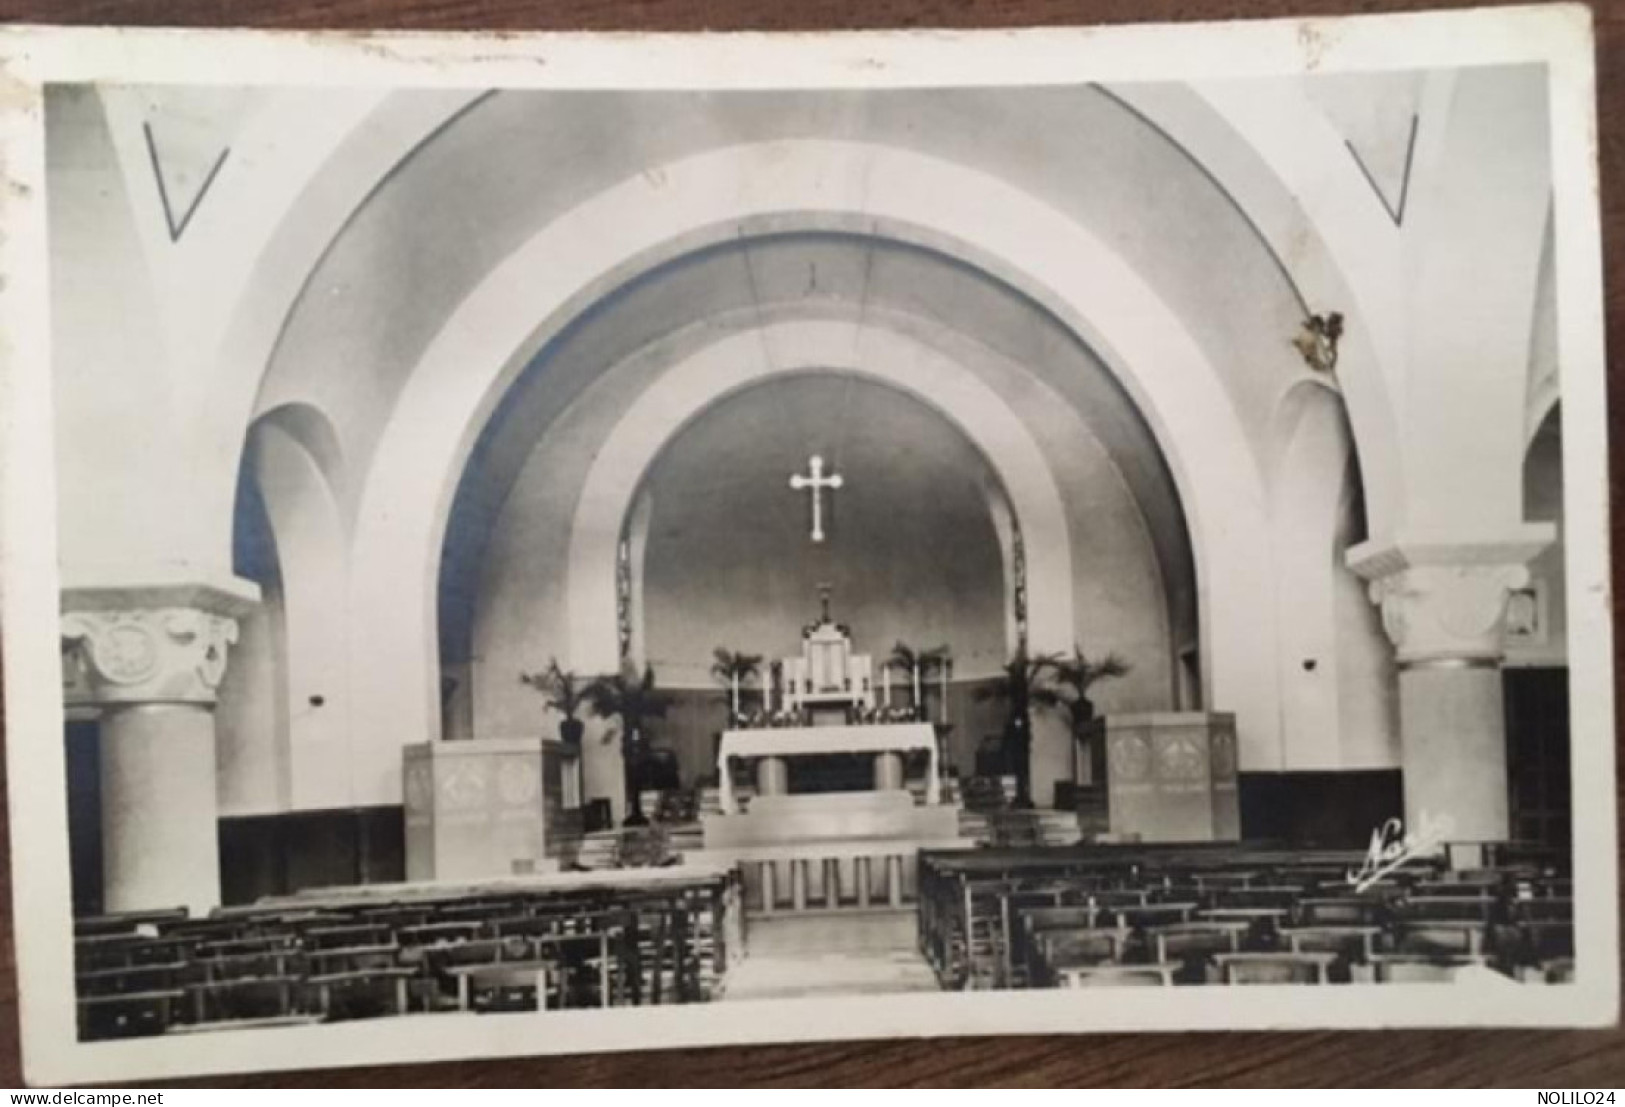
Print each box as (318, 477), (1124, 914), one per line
(1347, 528), (1554, 666)
(60, 578), (259, 707)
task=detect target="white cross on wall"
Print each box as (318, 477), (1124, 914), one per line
(789, 454), (844, 543)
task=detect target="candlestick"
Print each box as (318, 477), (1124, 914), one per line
(912, 663), (922, 717)
(940, 662), (948, 724)
(732, 673), (740, 716)
(884, 665), (891, 706)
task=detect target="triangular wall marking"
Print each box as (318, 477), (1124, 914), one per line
(143, 120), (230, 242)
(1346, 113), (1419, 227)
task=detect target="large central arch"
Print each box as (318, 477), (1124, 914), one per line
(344, 139), (1282, 807)
(566, 320), (1076, 674)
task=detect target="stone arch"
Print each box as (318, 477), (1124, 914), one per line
(345, 139), (1282, 805)
(230, 403), (355, 809)
(1109, 81), (1407, 537)
(191, 90), (488, 567)
(1514, 402), (1566, 667)
(1268, 380), (1398, 769)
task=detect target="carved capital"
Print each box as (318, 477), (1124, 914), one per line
(62, 606), (241, 706)
(1364, 563), (1529, 666)
(1347, 530), (1552, 667)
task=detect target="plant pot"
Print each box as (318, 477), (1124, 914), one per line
(558, 717), (585, 746)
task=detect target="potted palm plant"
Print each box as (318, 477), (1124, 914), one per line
(975, 647), (1061, 808)
(1043, 646), (1131, 729)
(520, 658), (589, 746)
(1034, 646), (1130, 793)
(710, 647), (764, 721)
(584, 661), (673, 827)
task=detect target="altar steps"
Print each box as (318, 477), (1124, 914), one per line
(572, 823), (705, 868)
(721, 910), (940, 1000)
(1076, 787), (1110, 838)
(699, 781), (947, 817)
(959, 806), (1083, 848)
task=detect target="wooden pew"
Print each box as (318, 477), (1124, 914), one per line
(185, 975), (302, 1024)
(74, 908), (189, 938)
(1212, 951), (1337, 984)
(1277, 924), (1383, 963)
(1055, 963), (1176, 988)
(1146, 920), (1250, 967)
(77, 989), (185, 1040)
(1031, 928), (1136, 987)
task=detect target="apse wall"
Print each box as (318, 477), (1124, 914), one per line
(637, 375), (1008, 686)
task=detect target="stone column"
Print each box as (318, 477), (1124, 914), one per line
(61, 585), (254, 914)
(1350, 539), (1547, 845)
(872, 751), (904, 791)
(755, 756), (788, 797)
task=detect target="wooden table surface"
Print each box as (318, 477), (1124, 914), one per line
(0, 0), (1621, 1087)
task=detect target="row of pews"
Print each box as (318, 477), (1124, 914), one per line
(75, 866), (743, 1041)
(917, 845), (1573, 990)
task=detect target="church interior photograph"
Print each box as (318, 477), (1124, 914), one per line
(31, 46), (1592, 1053)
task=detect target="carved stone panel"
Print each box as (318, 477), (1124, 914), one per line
(1103, 713), (1240, 843)
(403, 738), (578, 882)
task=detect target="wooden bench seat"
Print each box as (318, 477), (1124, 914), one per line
(1358, 953), (1493, 983)
(77, 988), (185, 1039)
(1394, 918), (1490, 957)
(1399, 896), (1497, 923)
(1212, 951), (1338, 984)
(1198, 906), (1291, 926)
(75, 908), (189, 938)
(75, 935), (196, 972)
(303, 968), (417, 1017)
(1209, 886), (1305, 909)
(1146, 920), (1250, 964)
(185, 974), (303, 1023)
(76, 961), (191, 996)
(1277, 924), (1384, 961)
(1105, 902), (1199, 929)
(167, 1014), (323, 1034)
(399, 921), (485, 946)
(1031, 928), (1135, 986)
(303, 923), (393, 950)
(1294, 897), (1389, 926)
(195, 934), (299, 959)
(1511, 897), (1573, 922)
(445, 960), (556, 1012)
(1055, 962), (1176, 988)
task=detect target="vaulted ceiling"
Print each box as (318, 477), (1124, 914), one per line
(253, 84), (1307, 522)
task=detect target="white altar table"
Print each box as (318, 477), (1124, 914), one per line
(716, 722), (940, 813)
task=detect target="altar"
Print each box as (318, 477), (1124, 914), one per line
(715, 722), (942, 814)
(696, 594), (971, 913)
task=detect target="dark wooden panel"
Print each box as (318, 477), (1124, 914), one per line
(63, 721), (101, 917)
(1238, 770), (1402, 848)
(1506, 667), (1574, 850)
(219, 807), (406, 905)
(2, 0), (1622, 1088)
